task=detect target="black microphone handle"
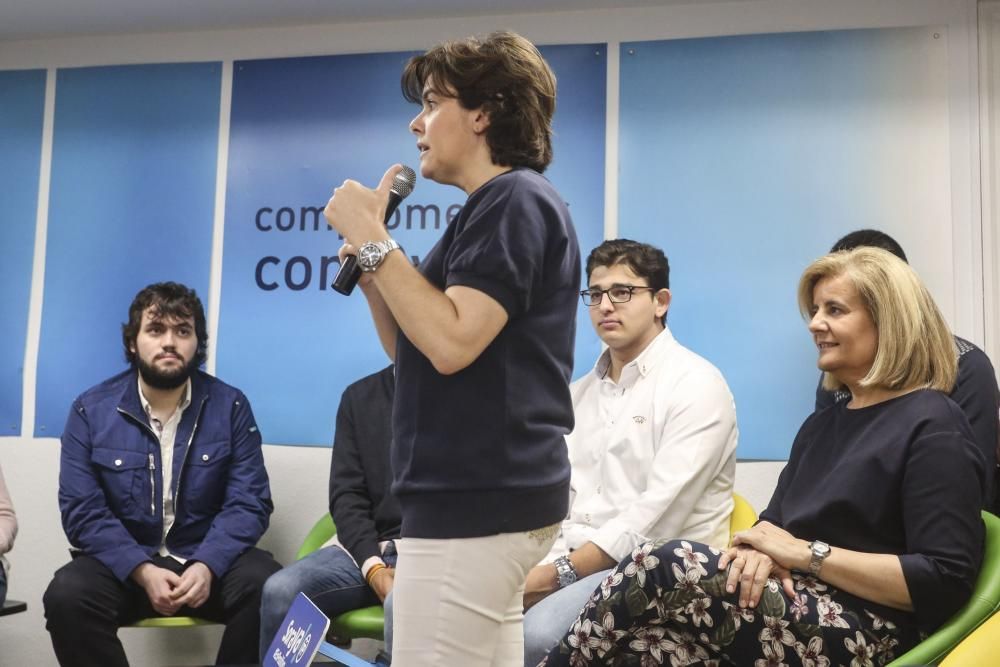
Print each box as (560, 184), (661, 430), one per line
(331, 190), (405, 296)
(331, 254), (362, 295)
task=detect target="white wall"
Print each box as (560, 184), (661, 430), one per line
(979, 0), (1000, 370)
(0, 0), (986, 664)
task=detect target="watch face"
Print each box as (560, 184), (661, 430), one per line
(358, 243), (382, 270)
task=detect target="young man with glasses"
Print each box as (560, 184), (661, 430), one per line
(522, 239), (739, 666)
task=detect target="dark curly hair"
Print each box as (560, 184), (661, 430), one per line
(122, 282), (208, 367)
(401, 31), (556, 172)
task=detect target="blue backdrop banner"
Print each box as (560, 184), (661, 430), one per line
(35, 63), (221, 436)
(0, 69), (46, 436)
(619, 28), (949, 459)
(219, 44), (606, 446)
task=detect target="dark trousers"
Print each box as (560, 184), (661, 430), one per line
(43, 548), (282, 667)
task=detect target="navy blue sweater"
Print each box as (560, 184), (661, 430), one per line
(763, 389), (985, 633)
(392, 168), (579, 539)
(816, 336), (1000, 509)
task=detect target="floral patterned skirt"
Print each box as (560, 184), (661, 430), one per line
(538, 539), (921, 667)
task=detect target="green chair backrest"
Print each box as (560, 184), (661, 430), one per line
(295, 513), (385, 642)
(297, 513), (336, 561)
(889, 511), (1000, 666)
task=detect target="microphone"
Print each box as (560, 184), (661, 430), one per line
(332, 165), (417, 295)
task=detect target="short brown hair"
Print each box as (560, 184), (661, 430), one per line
(797, 247), (956, 394)
(401, 31), (556, 172)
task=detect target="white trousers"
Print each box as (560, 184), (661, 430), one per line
(391, 527), (558, 667)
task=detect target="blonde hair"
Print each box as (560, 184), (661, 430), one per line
(797, 247), (956, 394)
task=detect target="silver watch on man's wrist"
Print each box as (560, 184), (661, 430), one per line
(357, 239), (401, 273)
(554, 555), (578, 588)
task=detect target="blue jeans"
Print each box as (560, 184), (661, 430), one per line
(0, 564), (7, 605)
(259, 545), (396, 660)
(522, 569), (610, 667)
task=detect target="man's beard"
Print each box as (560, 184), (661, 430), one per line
(136, 354), (198, 390)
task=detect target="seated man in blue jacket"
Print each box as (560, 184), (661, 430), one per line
(43, 282), (281, 667)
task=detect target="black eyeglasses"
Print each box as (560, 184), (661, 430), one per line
(580, 285), (656, 307)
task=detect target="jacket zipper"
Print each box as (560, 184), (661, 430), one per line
(165, 396), (208, 544)
(147, 454), (156, 515)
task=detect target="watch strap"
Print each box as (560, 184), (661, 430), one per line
(359, 239), (401, 272)
(808, 540), (830, 576)
(554, 555), (578, 589)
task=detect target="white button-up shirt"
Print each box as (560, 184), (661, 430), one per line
(139, 378), (192, 561)
(548, 326), (738, 562)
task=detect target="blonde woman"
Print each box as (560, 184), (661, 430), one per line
(541, 247), (985, 667)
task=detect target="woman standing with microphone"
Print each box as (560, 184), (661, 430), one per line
(324, 31), (580, 667)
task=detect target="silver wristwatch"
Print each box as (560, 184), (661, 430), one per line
(357, 239), (401, 273)
(808, 540), (831, 576)
(554, 555), (578, 588)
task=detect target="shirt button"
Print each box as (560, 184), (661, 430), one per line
(585, 513), (591, 523)
(597, 486), (602, 494)
(202, 454), (210, 462)
(114, 459), (122, 466)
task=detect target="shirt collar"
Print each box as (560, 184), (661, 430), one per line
(593, 325), (676, 381)
(138, 377), (192, 420)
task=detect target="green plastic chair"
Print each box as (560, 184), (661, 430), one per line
(130, 615), (216, 628)
(888, 511), (1000, 666)
(297, 513), (386, 641)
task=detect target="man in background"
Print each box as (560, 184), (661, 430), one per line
(259, 364), (399, 664)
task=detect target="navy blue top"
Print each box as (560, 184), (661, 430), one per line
(762, 389), (985, 633)
(392, 167), (579, 539)
(816, 336), (1000, 510)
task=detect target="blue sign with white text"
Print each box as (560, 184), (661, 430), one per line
(263, 592), (330, 667)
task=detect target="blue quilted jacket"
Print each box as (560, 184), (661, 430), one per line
(58, 369), (272, 580)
